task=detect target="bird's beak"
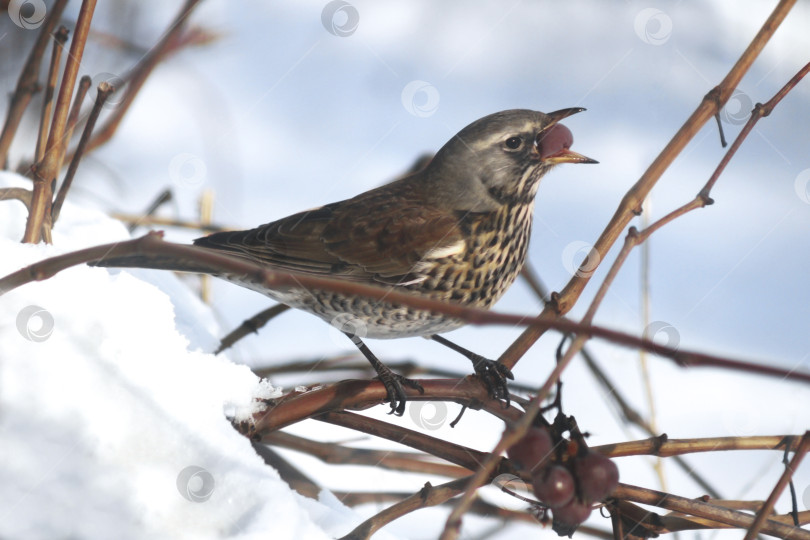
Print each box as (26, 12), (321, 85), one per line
(538, 107), (599, 165)
(546, 107), (587, 123)
(543, 148), (599, 165)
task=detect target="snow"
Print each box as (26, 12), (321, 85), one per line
(0, 172), (357, 540)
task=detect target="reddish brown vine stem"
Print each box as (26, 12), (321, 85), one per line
(1, 233), (807, 385)
(51, 82), (114, 223)
(439, 2), (799, 538)
(72, 0), (205, 159)
(23, 0), (97, 244)
(497, 0), (798, 372)
(34, 26), (69, 165)
(743, 432), (810, 540)
(616, 483), (810, 539)
(0, 0), (69, 165)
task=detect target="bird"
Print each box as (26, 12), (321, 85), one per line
(92, 108), (597, 415)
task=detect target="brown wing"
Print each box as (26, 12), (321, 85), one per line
(193, 177), (466, 286)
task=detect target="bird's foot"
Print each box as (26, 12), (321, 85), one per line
(470, 355), (514, 406)
(376, 371), (424, 416)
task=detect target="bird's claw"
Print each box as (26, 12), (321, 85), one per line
(471, 355), (513, 406)
(377, 372), (424, 416)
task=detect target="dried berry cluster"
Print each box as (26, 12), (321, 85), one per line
(507, 424), (619, 535)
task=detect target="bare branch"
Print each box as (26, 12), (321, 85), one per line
(23, 0), (98, 243)
(616, 482), (810, 539)
(215, 304), (291, 354)
(439, 2), (799, 537)
(0, 0), (69, 165)
(339, 477), (470, 540)
(743, 432), (810, 540)
(1, 234), (808, 386)
(34, 26), (69, 164)
(51, 81), (114, 223)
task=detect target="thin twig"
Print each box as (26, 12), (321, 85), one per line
(34, 26), (69, 164)
(263, 431), (470, 478)
(112, 212), (231, 233)
(52, 82), (114, 223)
(521, 264), (722, 498)
(73, 0), (205, 158)
(314, 411), (498, 474)
(497, 0), (798, 373)
(339, 477), (470, 540)
(1, 234), (808, 385)
(743, 432), (810, 540)
(252, 378), (522, 435)
(254, 356), (542, 396)
(127, 189), (173, 233)
(615, 482), (810, 539)
(549, 59), (810, 396)
(0, 188), (33, 210)
(215, 304), (291, 354)
(593, 434), (802, 458)
(0, 0), (69, 165)
(698, 60), (810, 201)
(439, 3), (798, 537)
(23, 0), (98, 244)
(64, 76), (92, 147)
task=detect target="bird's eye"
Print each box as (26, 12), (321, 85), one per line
(505, 136), (523, 150)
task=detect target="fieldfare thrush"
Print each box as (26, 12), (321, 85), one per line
(93, 108), (597, 415)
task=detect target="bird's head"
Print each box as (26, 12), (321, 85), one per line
(426, 108), (597, 211)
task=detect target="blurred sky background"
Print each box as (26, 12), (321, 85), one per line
(2, 1), (809, 537)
